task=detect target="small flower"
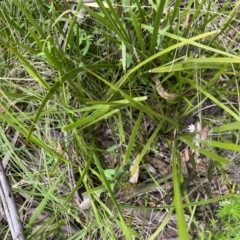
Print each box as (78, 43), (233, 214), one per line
(187, 124), (195, 133)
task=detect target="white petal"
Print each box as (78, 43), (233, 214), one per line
(187, 124), (195, 132)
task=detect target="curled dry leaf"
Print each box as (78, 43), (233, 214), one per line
(201, 125), (209, 140)
(129, 154), (140, 184)
(148, 157), (171, 177)
(56, 142), (63, 153)
(78, 193), (91, 211)
(195, 121), (202, 141)
(144, 163), (157, 175)
(155, 79), (179, 100)
(183, 146), (190, 162)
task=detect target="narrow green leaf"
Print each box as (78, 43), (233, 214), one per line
(100, 0), (129, 42)
(162, 31), (240, 59)
(171, 131), (189, 240)
(149, 209), (174, 240)
(130, 9), (146, 54)
(0, 104), (74, 166)
(7, 43), (50, 90)
(199, 139), (240, 152)
(141, 25), (240, 59)
(62, 105), (112, 131)
(93, 153), (134, 239)
(27, 174), (62, 228)
(180, 136), (229, 165)
(11, 0), (45, 38)
(122, 41), (126, 71)
(28, 29), (64, 73)
(150, 0), (166, 55)
(85, 68), (176, 125)
(213, 122), (240, 132)
(124, 111), (143, 164)
(27, 64), (116, 141)
(186, 79), (240, 122)
(82, 109), (120, 129)
(131, 122), (163, 175)
(150, 62), (227, 73)
(3, 91), (41, 101)
(109, 30), (219, 94)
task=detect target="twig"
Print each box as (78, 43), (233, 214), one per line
(0, 131), (25, 240)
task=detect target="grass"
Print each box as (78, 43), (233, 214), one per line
(0, 0), (240, 239)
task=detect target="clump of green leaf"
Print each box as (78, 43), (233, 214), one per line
(211, 196), (240, 239)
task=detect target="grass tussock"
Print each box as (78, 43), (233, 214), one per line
(0, 0), (240, 239)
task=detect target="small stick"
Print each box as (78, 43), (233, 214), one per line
(0, 161), (25, 240)
(0, 131), (25, 240)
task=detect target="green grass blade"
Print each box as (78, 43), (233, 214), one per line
(171, 131), (189, 240)
(26, 174), (62, 233)
(130, 9), (146, 54)
(150, 62), (228, 73)
(199, 139), (240, 152)
(85, 68), (176, 125)
(186, 79), (240, 122)
(148, 208), (174, 240)
(28, 29), (64, 73)
(150, 0), (166, 55)
(124, 111), (143, 164)
(130, 121), (163, 175)
(111, 30), (219, 92)
(11, 0), (45, 38)
(213, 122), (240, 132)
(93, 153), (135, 239)
(180, 136), (229, 165)
(6, 43), (50, 90)
(26, 64), (116, 141)
(63, 108), (119, 131)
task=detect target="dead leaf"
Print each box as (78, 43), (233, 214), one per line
(155, 79), (179, 100)
(183, 146), (190, 162)
(201, 125), (209, 140)
(79, 193), (91, 211)
(56, 142), (62, 153)
(144, 164), (157, 175)
(148, 157), (171, 177)
(129, 154), (140, 184)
